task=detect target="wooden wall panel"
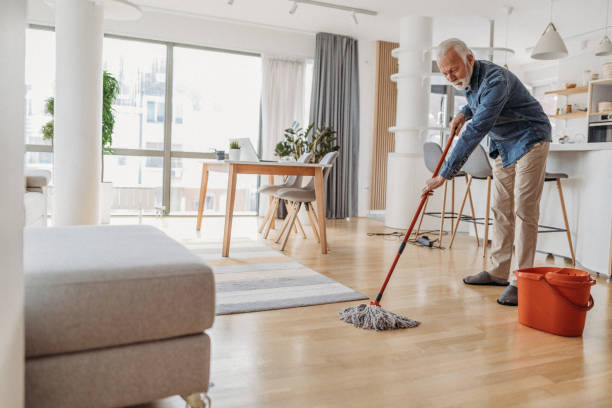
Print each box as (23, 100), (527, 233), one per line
(370, 41), (399, 210)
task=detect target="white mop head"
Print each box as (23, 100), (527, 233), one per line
(339, 303), (420, 331)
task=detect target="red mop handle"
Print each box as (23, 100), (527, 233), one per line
(371, 133), (457, 306)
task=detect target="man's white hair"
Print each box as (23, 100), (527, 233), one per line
(437, 38), (473, 61)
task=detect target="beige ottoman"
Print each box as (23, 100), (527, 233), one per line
(24, 225), (215, 407)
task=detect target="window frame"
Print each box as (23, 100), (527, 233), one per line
(25, 24), (263, 216)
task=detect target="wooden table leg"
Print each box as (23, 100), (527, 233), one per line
(196, 164), (209, 231)
(314, 167), (327, 254)
(268, 175), (275, 230)
(222, 164), (237, 257)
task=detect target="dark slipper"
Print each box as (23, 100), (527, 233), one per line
(497, 285), (518, 306)
(463, 271), (510, 287)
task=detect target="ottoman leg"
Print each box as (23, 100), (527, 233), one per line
(182, 392), (211, 408)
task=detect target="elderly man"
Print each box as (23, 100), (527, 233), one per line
(423, 38), (551, 306)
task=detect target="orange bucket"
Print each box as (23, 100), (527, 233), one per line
(514, 267), (596, 337)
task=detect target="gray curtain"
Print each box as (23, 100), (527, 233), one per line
(310, 32), (360, 219)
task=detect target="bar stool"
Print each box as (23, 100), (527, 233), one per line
(542, 172), (575, 266)
(449, 144), (575, 267)
(258, 152), (312, 239)
(416, 142), (479, 248)
(448, 144), (492, 260)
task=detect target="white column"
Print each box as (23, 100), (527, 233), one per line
(0, 1), (25, 406)
(385, 16), (432, 229)
(53, 0), (104, 225)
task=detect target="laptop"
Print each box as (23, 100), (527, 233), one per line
(229, 138), (276, 162)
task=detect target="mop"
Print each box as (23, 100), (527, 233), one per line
(339, 131), (458, 330)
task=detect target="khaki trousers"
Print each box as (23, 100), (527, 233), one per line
(488, 141), (550, 284)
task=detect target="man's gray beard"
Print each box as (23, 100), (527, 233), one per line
(451, 62), (473, 91)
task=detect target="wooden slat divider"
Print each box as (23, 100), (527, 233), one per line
(370, 41), (399, 210)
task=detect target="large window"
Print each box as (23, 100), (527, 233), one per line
(172, 47), (261, 152)
(25, 29), (55, 147)
(103, 38), (167, 151)
(24, 27), (268, 215)
(170, 47), (262, 214)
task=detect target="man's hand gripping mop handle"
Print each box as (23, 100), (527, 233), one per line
(371, 133), (457, 306)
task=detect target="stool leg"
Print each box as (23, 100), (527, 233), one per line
(556, 179), (575, 266)
(259, 196), (275, 233)
(415, 196), (430, 237)
(294, 208), (307, 239)
(306, 203), (320, 243)
(274, 202), (294, 243)
(451, 177), (455, 232)
(608, 219), (612, 278)
(449, 175), (472, 249)
(263, 198), (280, 239)
(465, 174), (480, 247)
(281, 202), (300, 251)
(483, 176), (492, 266)
(438, 180), (448, 248)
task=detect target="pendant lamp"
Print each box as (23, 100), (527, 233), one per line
(596, 0), (612, 56)
(531, 0), (568, 60)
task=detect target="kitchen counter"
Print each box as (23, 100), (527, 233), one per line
(539, 147), (612, 275)
(549, 142), (612, 151)
(448, 145), (612, 276)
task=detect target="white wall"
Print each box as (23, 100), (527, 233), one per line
(357, 40), (376, 217)
(0, 1), (25, 406)
(27, 0), (315, 59)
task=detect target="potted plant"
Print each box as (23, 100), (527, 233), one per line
(273, 122), (339, 222)
(274, 122), (339, 163)
(229, 140), (241, 161)
(42, 71), (120, 223)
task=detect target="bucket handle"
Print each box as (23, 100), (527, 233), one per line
(540, 275), (595, 312)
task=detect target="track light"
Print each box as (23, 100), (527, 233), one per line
(352, 11), (358, 25)
(289, 1), (298, 14)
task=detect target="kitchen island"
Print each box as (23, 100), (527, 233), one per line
(539, 142), (612, 276)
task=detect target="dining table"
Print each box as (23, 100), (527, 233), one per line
(196, 160), (332, 257)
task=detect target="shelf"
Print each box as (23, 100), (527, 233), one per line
(590, 110), (612, 116)
(548, 111), (587, 119)
(544, 86), (588, 96)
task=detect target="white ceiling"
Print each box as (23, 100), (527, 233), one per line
(133, 0), (610, 65)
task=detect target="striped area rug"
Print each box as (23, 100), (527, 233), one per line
(184, 241), (368, 315)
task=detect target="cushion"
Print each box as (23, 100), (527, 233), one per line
(26, 333), (210, 408)
(258, 184), (286, 195)
(545, 172), (569, 181)
(24, 225), (215, 358)
(276, 187), (316, 202)
(25, 169), (51, 188)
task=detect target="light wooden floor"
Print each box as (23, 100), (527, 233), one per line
(125, 216), (612, 408)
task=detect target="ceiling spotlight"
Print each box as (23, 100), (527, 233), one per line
(352, 11), (358, 25)
(289, 1), (298, 14)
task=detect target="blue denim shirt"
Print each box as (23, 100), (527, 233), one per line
(440, 60), (551, 179)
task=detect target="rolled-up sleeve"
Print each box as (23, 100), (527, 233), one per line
(440, 74), (509, 179)
(459, 104), (473, 120)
